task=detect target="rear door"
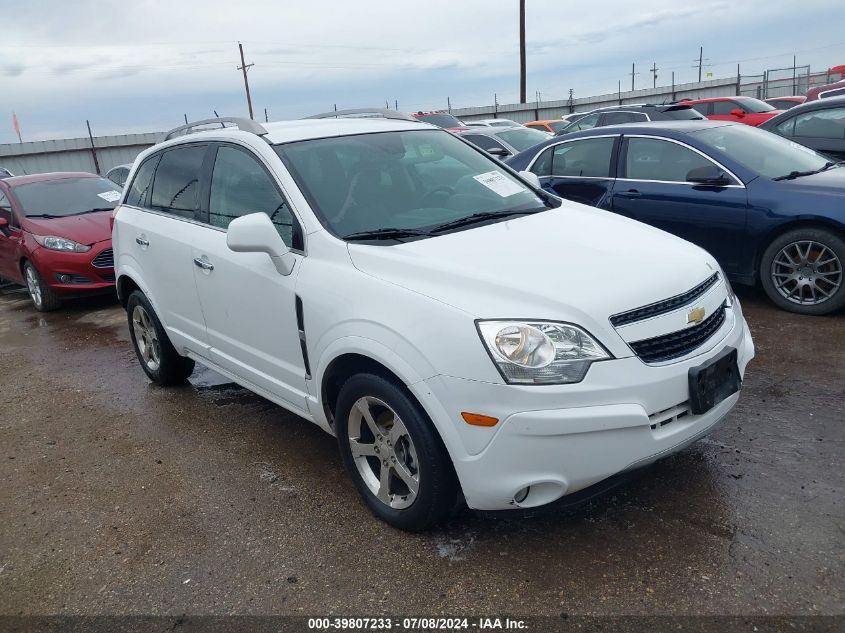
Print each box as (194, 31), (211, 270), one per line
(528, 135), (618, 207)
(188, 142), (309, 413)
(610, 135), (749, 275)
(116, 145), (210, 352)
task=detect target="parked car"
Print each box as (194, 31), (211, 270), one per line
(806, 79), (845, 101)
(507, 120), (845, 315)
(106, 163), (132, 187)
(113, 114), (753, 530)
(410, 111), (470, 132)
(0, 172), (121, 311)
(524, 119), (573, 134)
(462, 118), (521, 128)
(765, 96), (806, 110)
(759, 96), (845, 161)
(457, 126), (551, 158)
(557, 103), (704, 135)
(679, 97), (783, 126)
(0, 167), (14, 178)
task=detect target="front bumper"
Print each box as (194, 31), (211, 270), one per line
(31, 242), (115, 296)
(416, 304), (754, 511)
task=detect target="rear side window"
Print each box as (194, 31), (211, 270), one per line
(125, 157), (158, 208)
(791, 107), (845, 139)
(150, 145), (206, 217)
(208, 145), (302, 249)
(712, 101), (738, 115)
(550, 137), (615, 178)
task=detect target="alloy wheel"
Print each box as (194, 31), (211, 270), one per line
(131, 305), (161, 372)
(771, 240), (842, 306)
(347, 396), (420, 509)
(25, 266), (42, 308)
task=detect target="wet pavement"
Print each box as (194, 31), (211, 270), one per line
(0, 284), (842, 617)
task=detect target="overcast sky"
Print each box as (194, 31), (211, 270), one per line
(1, 0), (843, 143)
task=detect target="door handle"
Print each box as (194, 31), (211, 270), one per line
(617, 189), (641, 198)
(193, 257), (214, 271)
(135, 236), (149, 246)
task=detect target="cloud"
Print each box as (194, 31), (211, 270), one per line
(1, 64), (25, 77)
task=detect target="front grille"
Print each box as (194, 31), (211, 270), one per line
(648, 402), (691, 430)
(610, 273), (720, 327)
(92, 248), (114, 269)
(630, 303), (727, 363)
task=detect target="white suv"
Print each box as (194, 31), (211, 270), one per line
(113, 113), (754, 531)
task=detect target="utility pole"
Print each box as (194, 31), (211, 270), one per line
(519, 0), (527, 103)
(264, 107), (269, 123)
(237, 41), (255, 120)
(86, 120), (101, 175)
(447, 96), (452, 113)
(792, 55), (797, 94)
(630, 63), (639, 91)
(697, 46), (703, 82)
(618, 80), (622, 105)
(651, 62), (658, 88)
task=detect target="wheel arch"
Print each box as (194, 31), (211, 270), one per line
(756, 217), (845, 281)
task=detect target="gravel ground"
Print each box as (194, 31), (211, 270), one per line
(0, 284), (842, 618)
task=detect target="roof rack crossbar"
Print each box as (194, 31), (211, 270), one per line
(164, 117), (268, 141)
(304, 108), (417, 122)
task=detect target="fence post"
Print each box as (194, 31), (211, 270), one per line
(86, 120), (101, 175)
(736, 64), (741, 96)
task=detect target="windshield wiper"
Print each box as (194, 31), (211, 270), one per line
(343, 227), (433, 242)
(25, 213), (62, 218)
(773, 162), (838, 181)
(70, 207), (116, 215)
(429, 208), (544, 234)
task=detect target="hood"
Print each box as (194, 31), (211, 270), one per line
(22, 211), (113, 246)
(347, 203), (719, 331)
(778, 167), (845, 198)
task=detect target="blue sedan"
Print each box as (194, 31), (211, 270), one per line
(507, 121), (845, 315)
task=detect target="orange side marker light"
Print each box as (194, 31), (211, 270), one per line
(461, 412), (499, 427)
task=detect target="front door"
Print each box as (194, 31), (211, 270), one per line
(530, 135), (618, 207)
(611, 136), (749, 276)
(0, 190), (24, 283)
(189, 143), (309, 413)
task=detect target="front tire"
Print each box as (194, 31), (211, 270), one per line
(23, 261), (61, 312)
(760, 228), (845, 315)
(335, 373), (458, 531)
(126, 290), (194, 386)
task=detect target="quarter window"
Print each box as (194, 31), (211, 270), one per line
(625, 138), (719, 183)
(550, 137), (615, 178)
(209, 146), (301, 249)
(791, 107), (845, 139)
(150, 145), (206, 217)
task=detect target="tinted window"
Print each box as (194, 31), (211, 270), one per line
(125, 157), (158, 208)
(463, 134), (507, 152)
(625, 138), (717, 182)
(495, 127), (550, 152)
(712, 100), (739, 115)
(792, 107), (845, 139)
(551, 137), (615, 178)
(150, 145), (206, 216)
(209, 146), (300, 249)
(601, 111), (648, 125)
(13, 177), (121, 217)
(568, 113), (601, 131)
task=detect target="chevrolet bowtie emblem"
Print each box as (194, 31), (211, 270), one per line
(687, 307), (706, 324)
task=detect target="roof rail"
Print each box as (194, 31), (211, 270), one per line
(304, 108), (418, 122)
(164, 117), (268, 141)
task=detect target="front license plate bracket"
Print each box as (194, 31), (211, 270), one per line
(688, 347), (741, 415)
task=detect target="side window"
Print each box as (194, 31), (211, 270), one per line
(209, 146), (302, 249)
(463, 134), (507, 152)
(568, 113), (600, 132)
(712, 101), (738, 115)
(550, 137), (615, 178)
(625, 138), (723, 183)
(125, 156), (159, 208)
(792, 107), (845, 139)
(601, 112), (647, 126)
(820, 87), (845, 99)
(530, 147), (553, 177)
(150, 145), (206, 217)
(776, 117), (797, 137)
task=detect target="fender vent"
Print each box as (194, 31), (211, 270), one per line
(295, 295), (311, 379)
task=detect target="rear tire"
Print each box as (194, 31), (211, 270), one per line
(760, 228), (845, 315)
(23, 261), (61, 312)
(335, 373), (458, 531)
(126, 290), (194, 386)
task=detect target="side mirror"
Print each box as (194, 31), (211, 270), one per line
(730, 108), (745, 117)
(519, 171), (542, 188)
(687, 165), (732, 186)
(226, 212), (295, 276)
(486, 147), (510, 157)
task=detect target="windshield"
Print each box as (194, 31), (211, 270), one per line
(549, 121), (571, 133)
(275, 129), (548, 240)
(495, 127), (551, 152)
(693, 124), (832, 179)
(415, 113), (464, 128)
(13, 177), (121, 217)
(739, 98), (776, 113)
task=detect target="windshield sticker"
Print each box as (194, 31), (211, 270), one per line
(473, 171), (527, 197)
(97, 190), (121, 202)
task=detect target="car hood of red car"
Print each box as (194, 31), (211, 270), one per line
(23, 211), (113, 246)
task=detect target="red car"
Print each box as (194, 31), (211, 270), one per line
(0, 172), (121, 311)
(765, 95), (806, 110)
(680, 96), (783, 126)
(411, 111), (470, 132)
(805, 80), (845, 102)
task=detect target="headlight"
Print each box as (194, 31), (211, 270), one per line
(33, 235), (91, 253)
(477, 320), (611, 385)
